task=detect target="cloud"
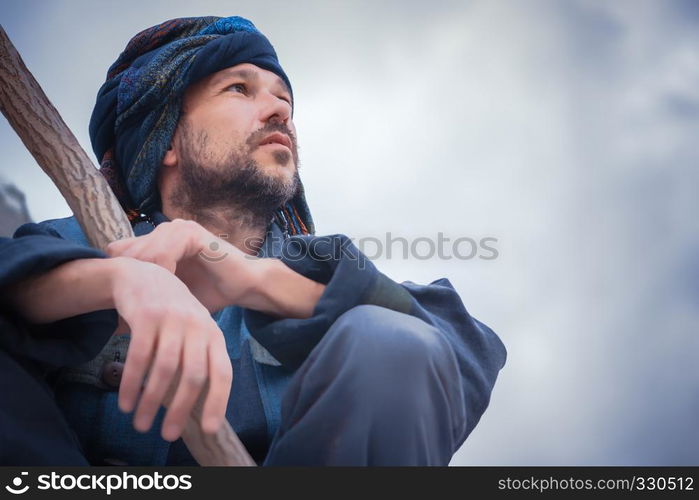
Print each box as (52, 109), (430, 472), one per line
(0, 0), (697, 465)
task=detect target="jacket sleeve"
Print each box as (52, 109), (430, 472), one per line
(244, 234), (507, 432)
(0, 222), (118, 369)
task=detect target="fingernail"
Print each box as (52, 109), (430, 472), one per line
(163, 424), (180, 441)
(118, 399), (133, 413)
(134, 416), (150, 432)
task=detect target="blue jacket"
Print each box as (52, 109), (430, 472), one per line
(0, 214), (506, 465)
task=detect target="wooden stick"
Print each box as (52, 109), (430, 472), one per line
(0, 24), (255, 467)
(0, 29), (130, 249)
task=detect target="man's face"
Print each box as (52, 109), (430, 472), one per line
(163, 63), (300, 223)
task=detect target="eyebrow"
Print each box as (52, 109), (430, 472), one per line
(214, 68), (291, 98)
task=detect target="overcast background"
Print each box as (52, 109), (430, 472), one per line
(1, 0), (698, 465)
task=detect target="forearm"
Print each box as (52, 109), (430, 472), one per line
(4, 257), (120, 324)
(238, 258), (325, 319)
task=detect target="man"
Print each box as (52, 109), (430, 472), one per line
(0, 16), (506, 465)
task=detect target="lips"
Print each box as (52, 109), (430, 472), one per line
(258, 132), (292, 150)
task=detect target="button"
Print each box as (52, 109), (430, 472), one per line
(101, 361), (124, 388)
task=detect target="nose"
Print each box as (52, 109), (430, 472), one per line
(258, 90), (292, 125)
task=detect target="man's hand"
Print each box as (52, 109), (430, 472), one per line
(4, 255), (233, 442)
(110, 257), (233, 442)
(107, 219), (254, 313)
(107, 219), (325, 319)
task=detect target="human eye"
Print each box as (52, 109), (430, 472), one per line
(278, 95), (292, 105)
(227, 83), (248, 94)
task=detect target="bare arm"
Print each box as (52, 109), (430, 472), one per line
(4, 257), (119, 325)
(107, 219), (326, 318)
(226, 257), (325, 319)
(2, 256), (232, 443)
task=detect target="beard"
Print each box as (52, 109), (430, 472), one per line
(169, 119), (300, 229)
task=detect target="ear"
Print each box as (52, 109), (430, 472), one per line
(162, 144), (178, 168)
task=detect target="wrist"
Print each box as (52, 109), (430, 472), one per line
(106, 256), (152, 308)
(100, 256), (131, 310)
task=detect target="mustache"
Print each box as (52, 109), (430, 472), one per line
(246, 122), (297, 151)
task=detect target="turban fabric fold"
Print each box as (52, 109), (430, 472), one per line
(89, 16), (314, 235)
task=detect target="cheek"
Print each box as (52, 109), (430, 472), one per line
(201, 100), (253, 132)
(205, 116), (250, 149)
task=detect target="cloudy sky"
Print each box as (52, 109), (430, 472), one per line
(1, 0), (698, 465)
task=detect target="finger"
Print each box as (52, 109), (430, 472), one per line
(111, 240), (150, 261)
(160, 333), (208, 441)
(106, 237), (137, 257)
(109, 240), (169, 273)
(201, 331), (233, 434)
(133, 328), (183, 433)
(118, 323), (157, 413)
(120, 234), (183, 273)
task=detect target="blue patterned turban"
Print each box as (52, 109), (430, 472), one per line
(89, 16), (314, 235)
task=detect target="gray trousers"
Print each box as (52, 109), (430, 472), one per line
(263, 305), (467, 466)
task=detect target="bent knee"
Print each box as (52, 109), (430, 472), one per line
(326, 305), (454, 370)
